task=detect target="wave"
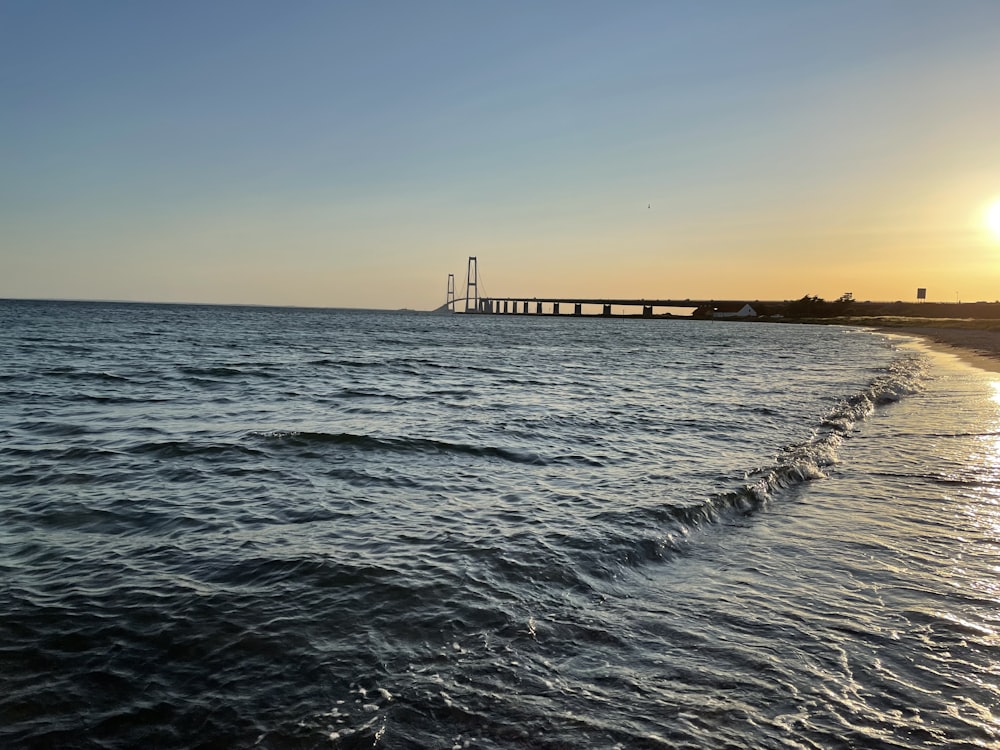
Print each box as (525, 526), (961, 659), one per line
(249, 430), (602, 467)
(306, 358), (385, 369)
(38, 368), (130, 382)
(738, 351), (923, 501)
(178, 365), (273, 379)
(59, 393), (175, 405)
(606, 351), (927, 566)
(129, 440), (264, 460)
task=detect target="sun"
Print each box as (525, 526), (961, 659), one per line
(987, 198), (1000, 240)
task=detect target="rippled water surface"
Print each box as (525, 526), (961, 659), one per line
(2, 300), (998, 749)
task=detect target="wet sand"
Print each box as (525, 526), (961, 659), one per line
(878, 325), (1000, 373)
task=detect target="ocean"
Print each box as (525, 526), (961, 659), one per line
(1, 299), (998, 749)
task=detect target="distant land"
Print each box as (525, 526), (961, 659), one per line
(437, 297), (1000, 322)
(743, 298), (1000, 322)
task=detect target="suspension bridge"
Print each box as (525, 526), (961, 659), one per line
(439, 257), (759, 318)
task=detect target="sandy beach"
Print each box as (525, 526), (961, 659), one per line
(876, 324), (1000, 373)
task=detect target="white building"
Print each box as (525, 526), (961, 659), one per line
(694, 302), (758, 318)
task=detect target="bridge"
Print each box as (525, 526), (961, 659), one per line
(442, 257), (767, 317)
(439, 257), (988, 320)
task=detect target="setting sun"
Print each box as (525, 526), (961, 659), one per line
(987, 198), (1000, 240)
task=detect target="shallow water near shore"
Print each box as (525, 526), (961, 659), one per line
(2, 300), (998, 749)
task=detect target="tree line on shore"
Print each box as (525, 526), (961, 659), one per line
(762, 295), (1000, 320)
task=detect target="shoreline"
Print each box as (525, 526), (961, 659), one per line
(771, 314), (1000, 374)
(866, 323), (1000, 374)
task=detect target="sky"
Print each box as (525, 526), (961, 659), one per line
(3, 1), (1000, 309)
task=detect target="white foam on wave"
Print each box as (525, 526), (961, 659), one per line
(742, 351), (926, 505)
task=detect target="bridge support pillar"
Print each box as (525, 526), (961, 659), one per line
(574, 303), (582, 316)
(522, 301), (528, 314)
(553, 303), (560, 315)
(642, 305), (653, 318)
(602, 304), (612, 317)
(464, 257), (479, 313)
(536, 302), (543, 314)
(446, 274), (455, 312)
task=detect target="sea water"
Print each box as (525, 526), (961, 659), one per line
(1, 300), (997, 749)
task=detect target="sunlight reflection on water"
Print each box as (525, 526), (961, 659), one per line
(939, 366), (1000, 738)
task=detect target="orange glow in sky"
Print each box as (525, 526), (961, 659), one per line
(2, 2), (1000, 309)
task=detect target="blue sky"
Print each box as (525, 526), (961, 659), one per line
(3, 1), (1000, 307)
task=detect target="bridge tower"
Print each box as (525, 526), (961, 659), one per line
(464, 256), (479, 313)
(446, 273), (455, 312)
